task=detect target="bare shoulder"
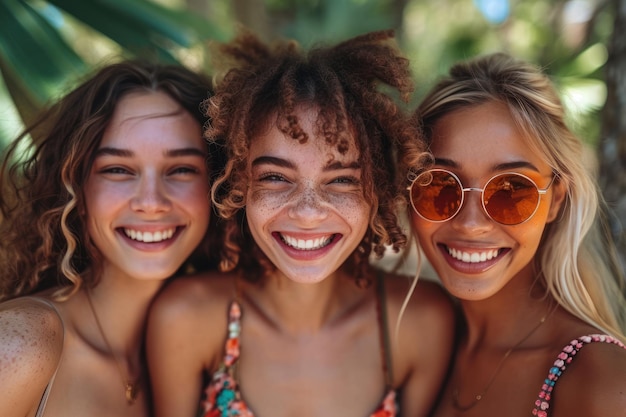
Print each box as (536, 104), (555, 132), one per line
(0, 297), (64, 414)
(380, 271), (456, 364)
(148, 272), (235, 355)
(0, 297), (64, 367)
(553, 335), (626, 416)
(378, 273), (456, 414)
(151, 271), (237, 324)
(147, 271), (237, 367)
(382, 273), (455, 325)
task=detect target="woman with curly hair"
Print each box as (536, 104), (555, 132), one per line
(0, 60), (223, 417)
(147, 30), (455, 417)
(404, 53), (626, 417)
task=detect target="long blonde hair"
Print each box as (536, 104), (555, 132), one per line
(411, 53), (626, 342)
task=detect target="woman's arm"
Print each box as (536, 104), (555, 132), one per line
(0, 298), (64, 417)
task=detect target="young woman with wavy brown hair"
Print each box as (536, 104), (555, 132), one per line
(0, 60), (223, 417)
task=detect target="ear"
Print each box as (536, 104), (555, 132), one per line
(546, 178), (566, 223)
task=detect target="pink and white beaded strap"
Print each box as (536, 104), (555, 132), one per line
(532, 334), (626, 417)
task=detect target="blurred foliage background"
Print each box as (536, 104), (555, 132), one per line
(0, 0), (615, 147)
(1, 0), (624, 266)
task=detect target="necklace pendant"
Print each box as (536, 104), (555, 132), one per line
(125, 383), (138, 404)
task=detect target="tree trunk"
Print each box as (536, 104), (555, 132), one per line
(599, 0), (626, 269)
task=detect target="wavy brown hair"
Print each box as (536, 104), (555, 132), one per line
(0, 60), (224, 301)
(205, 30), (421, 283)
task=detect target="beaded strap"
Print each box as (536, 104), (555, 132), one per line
(200, 300), (253, 417)
(532, 334), (626, 417)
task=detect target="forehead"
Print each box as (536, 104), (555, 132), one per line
(100, 91), (203, 149)
(250, 106), (360, 162)
(430, 101), (546, 171)
(110, 91), (183, 123)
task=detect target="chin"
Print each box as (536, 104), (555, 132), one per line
(281, 268), (335, 285)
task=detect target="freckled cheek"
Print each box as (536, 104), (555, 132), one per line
(248, 189), (289, 214)
(326, 193), (370, 220)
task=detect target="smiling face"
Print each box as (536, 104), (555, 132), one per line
(245, 106), (371, 284)
(83, 91), (211, 282)
(410, 101), (565, 300)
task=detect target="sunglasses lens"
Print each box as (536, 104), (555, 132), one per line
(483, 174), (540, 225)
(410, 170), (462, 221)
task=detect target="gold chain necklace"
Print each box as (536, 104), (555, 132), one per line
(85, 289), (139, 405)
(451, 306), (554, 412)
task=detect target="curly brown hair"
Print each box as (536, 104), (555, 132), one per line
(0, 60), (224, 301)
(205, 29), (421, 283)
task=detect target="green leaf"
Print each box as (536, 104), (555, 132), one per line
(0, 0), (88, 104)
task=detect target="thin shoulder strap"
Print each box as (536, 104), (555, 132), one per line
(23, 297), (65, 417)
(35, 372), (57, 417)
(375, 271), (394, 389)
(532, 334), (626, 416)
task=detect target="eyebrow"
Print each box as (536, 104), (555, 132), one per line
(251, 156), (360, 171)
(433, 157), (540, 173)
(95, 146), (206, 158)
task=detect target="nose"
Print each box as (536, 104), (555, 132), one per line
(450, 190), (493, 233)
(130, 174), (172, 214)
(287, 185), (330, 224)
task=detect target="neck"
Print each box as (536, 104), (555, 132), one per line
(85, 273), (162, 357)
(244, 267), (365, 334)
(459, 280), (554, 351)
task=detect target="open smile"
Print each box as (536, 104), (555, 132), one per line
(278, 233), (336, 251)
(446, 246), (501, 263)
(122, 227), (177, 243)
(439, 243), (510, 273)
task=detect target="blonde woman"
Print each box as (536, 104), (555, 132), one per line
(403, 53), (626, 417)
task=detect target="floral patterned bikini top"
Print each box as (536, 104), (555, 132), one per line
(532, 334), (626, 417)
(198, 280), (397, 417)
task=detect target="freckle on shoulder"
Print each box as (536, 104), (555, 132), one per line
(0, 298), (64, 375)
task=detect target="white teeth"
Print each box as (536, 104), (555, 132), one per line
(448, 247), (499, 263)
(124, 228), (175, 243)
(281, 234), (333, 250)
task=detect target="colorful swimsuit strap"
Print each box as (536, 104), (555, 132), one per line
(532, 334), (626, 417)
(201, 276), (397, 417)
(198, 299), (249, 417)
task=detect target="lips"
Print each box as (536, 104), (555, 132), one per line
(123, 227), (176, 243)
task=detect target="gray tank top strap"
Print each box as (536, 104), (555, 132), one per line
(22, 296), (65, 417)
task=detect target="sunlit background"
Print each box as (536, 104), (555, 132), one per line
(0, 0), (613, 146)
(1, 0), (623, 270)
